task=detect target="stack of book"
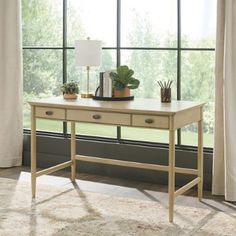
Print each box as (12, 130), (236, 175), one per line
(98, 71), (113, 97)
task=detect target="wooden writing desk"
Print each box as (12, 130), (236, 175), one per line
(29, 97), (204, 222)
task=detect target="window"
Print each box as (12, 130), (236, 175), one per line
(22, 0), (216, 148)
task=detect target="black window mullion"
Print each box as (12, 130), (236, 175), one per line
(63, 0), (67, 84)
(117, 0), (121, 67)
(117, 0), (121, 141)
(177, 0), (181, 145)
(63, 0), (68, 136)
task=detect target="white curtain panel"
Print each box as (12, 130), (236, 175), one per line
(213, 0), (236, 201)
(0, 0), (22, 167)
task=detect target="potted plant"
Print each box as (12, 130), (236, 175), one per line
(110, 65), (140, 97)
(61, 81), (79, 99)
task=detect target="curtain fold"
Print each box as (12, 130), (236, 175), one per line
(0, 0), (23, 167)
(213, 0), (236, 201)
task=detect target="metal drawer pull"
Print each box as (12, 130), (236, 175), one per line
(145, 118), (154, 124)
(45, 111), (53, 116)
(92, 114), (101, 120)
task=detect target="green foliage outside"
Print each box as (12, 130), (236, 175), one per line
(22, 0), (215, 147)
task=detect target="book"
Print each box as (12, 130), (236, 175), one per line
(102, 71), (112, 97)
(99, 72), (104, 97)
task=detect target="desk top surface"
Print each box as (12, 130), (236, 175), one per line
(29, 97), (204, 115)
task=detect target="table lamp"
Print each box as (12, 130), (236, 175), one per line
(75, 38), (102, 98)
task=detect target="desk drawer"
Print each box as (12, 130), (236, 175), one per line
(35, 107), (65, 120)
(132, 114), (168, 129)
(67, 110), (131, 126)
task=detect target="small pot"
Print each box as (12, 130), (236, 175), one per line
(63, 93), (78, 99)
(114, 87), (130, 97)
(161, 88), (171, 103)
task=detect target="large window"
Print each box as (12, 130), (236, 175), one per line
(22, 0), (216, 148)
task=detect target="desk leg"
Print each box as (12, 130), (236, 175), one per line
(31, 106), (36, 198)
(71, 122), (76, 182)
(168, 129), (175, 223)
(197, 118), (203, 200)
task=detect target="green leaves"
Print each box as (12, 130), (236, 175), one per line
(110, 65), (140, 91)
(117, 65), (134, 81)
(61, 81), (79, 94)
(127, 78), (140, 89)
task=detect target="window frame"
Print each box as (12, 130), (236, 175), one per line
(22, 0), (214, 153)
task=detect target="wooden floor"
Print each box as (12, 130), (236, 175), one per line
(0, 166), (235, 213)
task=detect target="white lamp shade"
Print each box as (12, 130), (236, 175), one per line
(75, 40), (102, 66)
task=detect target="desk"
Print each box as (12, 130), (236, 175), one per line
(29, 97), (204, 222)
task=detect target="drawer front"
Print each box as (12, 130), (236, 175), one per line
(35, 107), (66, 120)
(132, 114), (169, 129)
(67, 110), (131, 126)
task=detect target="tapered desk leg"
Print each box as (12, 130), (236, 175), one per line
(168, 129), (175, 223)
(31, 105), (36, 198)
(197, 114), (203, 200)
(71, 122), (76, 182)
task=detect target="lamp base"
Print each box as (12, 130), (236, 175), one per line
(81, 93), (93, 98)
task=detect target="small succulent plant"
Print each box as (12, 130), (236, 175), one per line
(61, 81), (79, 94)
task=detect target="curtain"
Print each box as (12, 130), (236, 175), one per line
(212, 0), (236, 201)
(0, 0), (22, 167)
